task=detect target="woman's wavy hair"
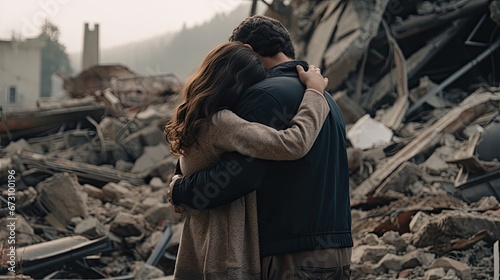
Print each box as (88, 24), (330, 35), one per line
(164, 42), (267, 156)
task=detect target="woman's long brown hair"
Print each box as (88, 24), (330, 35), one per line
(164, 42), (267, 156)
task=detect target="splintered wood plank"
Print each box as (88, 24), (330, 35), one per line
(305, 0), (344, 67)
(353, 91), (500, 199)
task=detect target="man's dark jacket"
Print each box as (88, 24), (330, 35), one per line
(172, 61), (353, 257)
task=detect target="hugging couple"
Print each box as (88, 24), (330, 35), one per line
(163, 15), (353, 280)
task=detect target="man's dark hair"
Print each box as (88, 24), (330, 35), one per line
(229, 15), (295, 59)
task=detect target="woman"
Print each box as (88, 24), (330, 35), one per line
(164, 41), (329, 279)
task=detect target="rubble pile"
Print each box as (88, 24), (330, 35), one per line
(282, 0), (500, 279)
(0, 0), (499, 279)
(0, 74), (183, 278)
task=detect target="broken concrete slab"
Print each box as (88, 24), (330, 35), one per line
(360, 233), (381, 246)
(131, 144), (170, 174)
(347, 114), (393, 150)
(133, 261), (165, 280)
(373, 250), (434, 273)
(109, 212), (144, 237)
(35, 173), (88, 228)
(412, 211), (500, 248)
(82, 184), (106, 201)
(102, 182), (133, 201)
(115, 159), (134, 172)
(351, 244), (397, 264)
(374, 162), (422, 196)
(144, 204), (181, 228)
(380, 231), (406, 252)
(429, 257), (472, 280)
(74, 217), (105, 239)
(422, 153), (450, 176)
(424, 267), (446, 280)
(98, 117), (126, 141)
(138, 231), (164, 258)
(149, 177), (167, 191)
(3, 138), (35, 156)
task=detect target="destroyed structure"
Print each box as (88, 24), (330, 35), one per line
(1, 0), (500, 279)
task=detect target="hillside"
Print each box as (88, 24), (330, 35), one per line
(69, 3), (252, 80)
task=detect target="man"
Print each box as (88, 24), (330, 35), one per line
(170, 15), (352, 279)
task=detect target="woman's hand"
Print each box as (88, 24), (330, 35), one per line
(168, 175), (185, 214)
(296, 64), (328, 93)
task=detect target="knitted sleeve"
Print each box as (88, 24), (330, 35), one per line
(209, 90), (330, 160)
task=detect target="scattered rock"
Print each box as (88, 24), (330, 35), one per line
(412, 211), (500, 247)
(115, 159), (134, 172)
(429, 257), (472, 280)
(109, 212), (144, 237)
(102, 182), (133, 201)
(149, 177), (167, 190)
(352, 244), (397, 264)
(74, 217), (105, 239)
(424, 267), (446, 280)
(35, 173), (88, 228)
(133, 261), (165, 279)
(380, 231), (406, 251)
(131, 144), (170, 173)
(144, 203), (182, 228)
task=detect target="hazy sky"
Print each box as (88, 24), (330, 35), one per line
(0, 0), (245, 53)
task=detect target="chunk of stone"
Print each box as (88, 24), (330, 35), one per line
(131, 144), (170, 173)
(351, 245), (396, 264)
(4, 139), (34, 156)
(144, 203), (182, 227)
(381, 231), (406, 251)
(424, 267), (446, 280)
(149, 177), (167, 191)
(109, 212), (144, 237)
(429, 257), (471, 280)
(102, 182), (133, 201)
(422, 153), (449, 176)
(115, 159), (134, 172)
(133, 261), (165, 280)
(361, 233), (381, 246)
(412, 211), (500, 247)
(374, 250), (431, 273)
(99, 117), (125, 140)
(35, 173), (88, 227)
(138, 231), (163, 257)
(82, 184), (106, 200)
(74, 217), (105, 239)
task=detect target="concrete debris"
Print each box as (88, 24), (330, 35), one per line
(74, 217), (105, 239)
(411, 211), (500, 248)
(131, 144), (170, 173)
(109, 212), (144, 237)
(347, 114), (394, 150)
(429, 257), (472, 280)
(102, 182), (133, 201)
(35, 173), (89, 228)
(133, 261), (165, 280)
(1, 0), (500, 278)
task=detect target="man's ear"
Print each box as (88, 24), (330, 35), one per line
(242, 43), (253, 50)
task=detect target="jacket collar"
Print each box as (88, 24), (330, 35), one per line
(268, 60), (309, 78)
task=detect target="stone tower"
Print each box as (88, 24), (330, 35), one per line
(82, 23), (99, 70)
